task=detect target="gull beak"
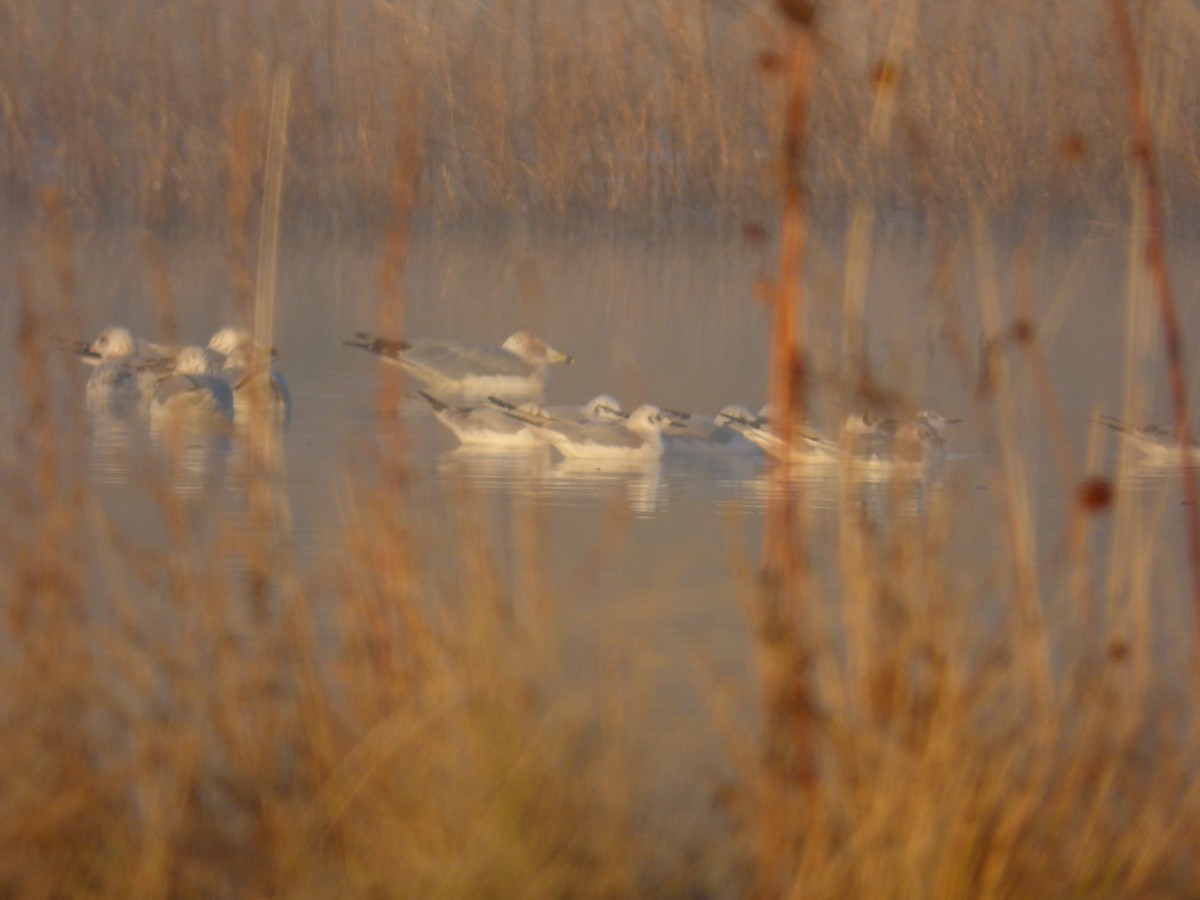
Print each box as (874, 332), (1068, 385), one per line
(546, 345), (573, 365)
(62, 337), (101, 365)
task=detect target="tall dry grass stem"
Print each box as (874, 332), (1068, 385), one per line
(971, 210), (1051, 704)
(757, 5), (818, 895)
(241, 65), (292, 614)
(376, 89), (423, 421)
(1108, 0), (1200, 644)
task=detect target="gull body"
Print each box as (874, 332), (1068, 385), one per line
(418, 391), (547, 448)
(503, 403), (675, 461)
(220, 345), (292, 425)
(345, 331), (572, 399)
(80, 326), (175, 413)
(719, 406), (842, 462)
(150, 346), (235, 426)
(1101, 415), (1200, 464)
(842, 408), (960, 443)
(662, 404), (764, 457)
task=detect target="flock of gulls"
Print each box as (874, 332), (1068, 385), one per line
(341, 329), (965, 470)
(72, 324), (1197, 470)
(72, 325), (291, 427)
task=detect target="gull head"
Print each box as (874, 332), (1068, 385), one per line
(89, 326), (138, 360)
(843, 410), (883, 435)
(503, 332), (573, 366)
(626, 404), (672, 437)
(916, 410), (961, 436)
(175, 346), (214, 376)
(583, 394), (625, 421)
(208, 327), (252, 356)
(716, 405), (759, 426)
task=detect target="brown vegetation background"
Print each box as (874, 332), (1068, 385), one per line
(3, 0), (1200, 227)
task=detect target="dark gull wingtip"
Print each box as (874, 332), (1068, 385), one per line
(344, 334), (411, 357)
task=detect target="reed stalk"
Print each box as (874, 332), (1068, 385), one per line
(756, 4), (819, 895)
(1108, 0), (1200, 657)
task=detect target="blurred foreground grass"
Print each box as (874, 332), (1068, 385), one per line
(4, 275), (1200, 897)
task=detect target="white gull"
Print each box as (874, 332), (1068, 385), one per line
(418, 391), (548, 448)
(220, 343), (292, 425)
(150, 346), (235, 426)
(345, 330), (572, 399)
(78, 326), (175, 413)
(500, 403), (676, 461)
(1100, 415), (1200, 464)
(719, 406), (843, 462)
(661, 404), (765, 457)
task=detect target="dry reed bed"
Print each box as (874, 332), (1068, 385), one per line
(3, 0), (1200, 225)
(2, 2), (1200, 898)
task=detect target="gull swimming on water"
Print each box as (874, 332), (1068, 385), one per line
(77, 326), (175, 413)
(219, 343), (292, 425)
(1100, 414), (1200, 464)
(150, 346), (235, 426)
(345, 331), (573, 399)
(840, 408), (961, 466)
(719, 406), (843, 462)
(499, 403), (677, 461)
(842, 408), (960, 442)
(660, 404), (766, 457)
(417, 391), (548, 448)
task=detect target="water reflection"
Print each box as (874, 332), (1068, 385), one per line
(543, 457), (666, 517)
(90, 407), (236, 499)
(438, 445), (554, 492)
(717, 455), (949, 522)
(148, 421), (233, 499)
(88, 412), (145, 486)
(436, 444), (668, 517)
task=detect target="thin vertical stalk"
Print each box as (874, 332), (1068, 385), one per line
(757, 7), (817, 896)
(973, 210), (1050, 704)
(1108, 0), (1200, 647)
(1010, 219), (1096, 624)
(244, 66), (291, 613)
(377, 92), (422, 421)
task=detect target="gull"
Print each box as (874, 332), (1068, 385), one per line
(150, 346), (235, 426)
(417, 391), (548, 449)
(1100, 415), (1200, 464)
(77, 326), (176, 413)
(842, 408), (961, 443)
(719, 406), (843, 462)
(344, 330), (572, 399)
(660, 404), (765, 457)
(835, 406), (962, 462)
(220, 344), (292, 425)
(499, 403), (677, 461)
(841, 409), (961, 466)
